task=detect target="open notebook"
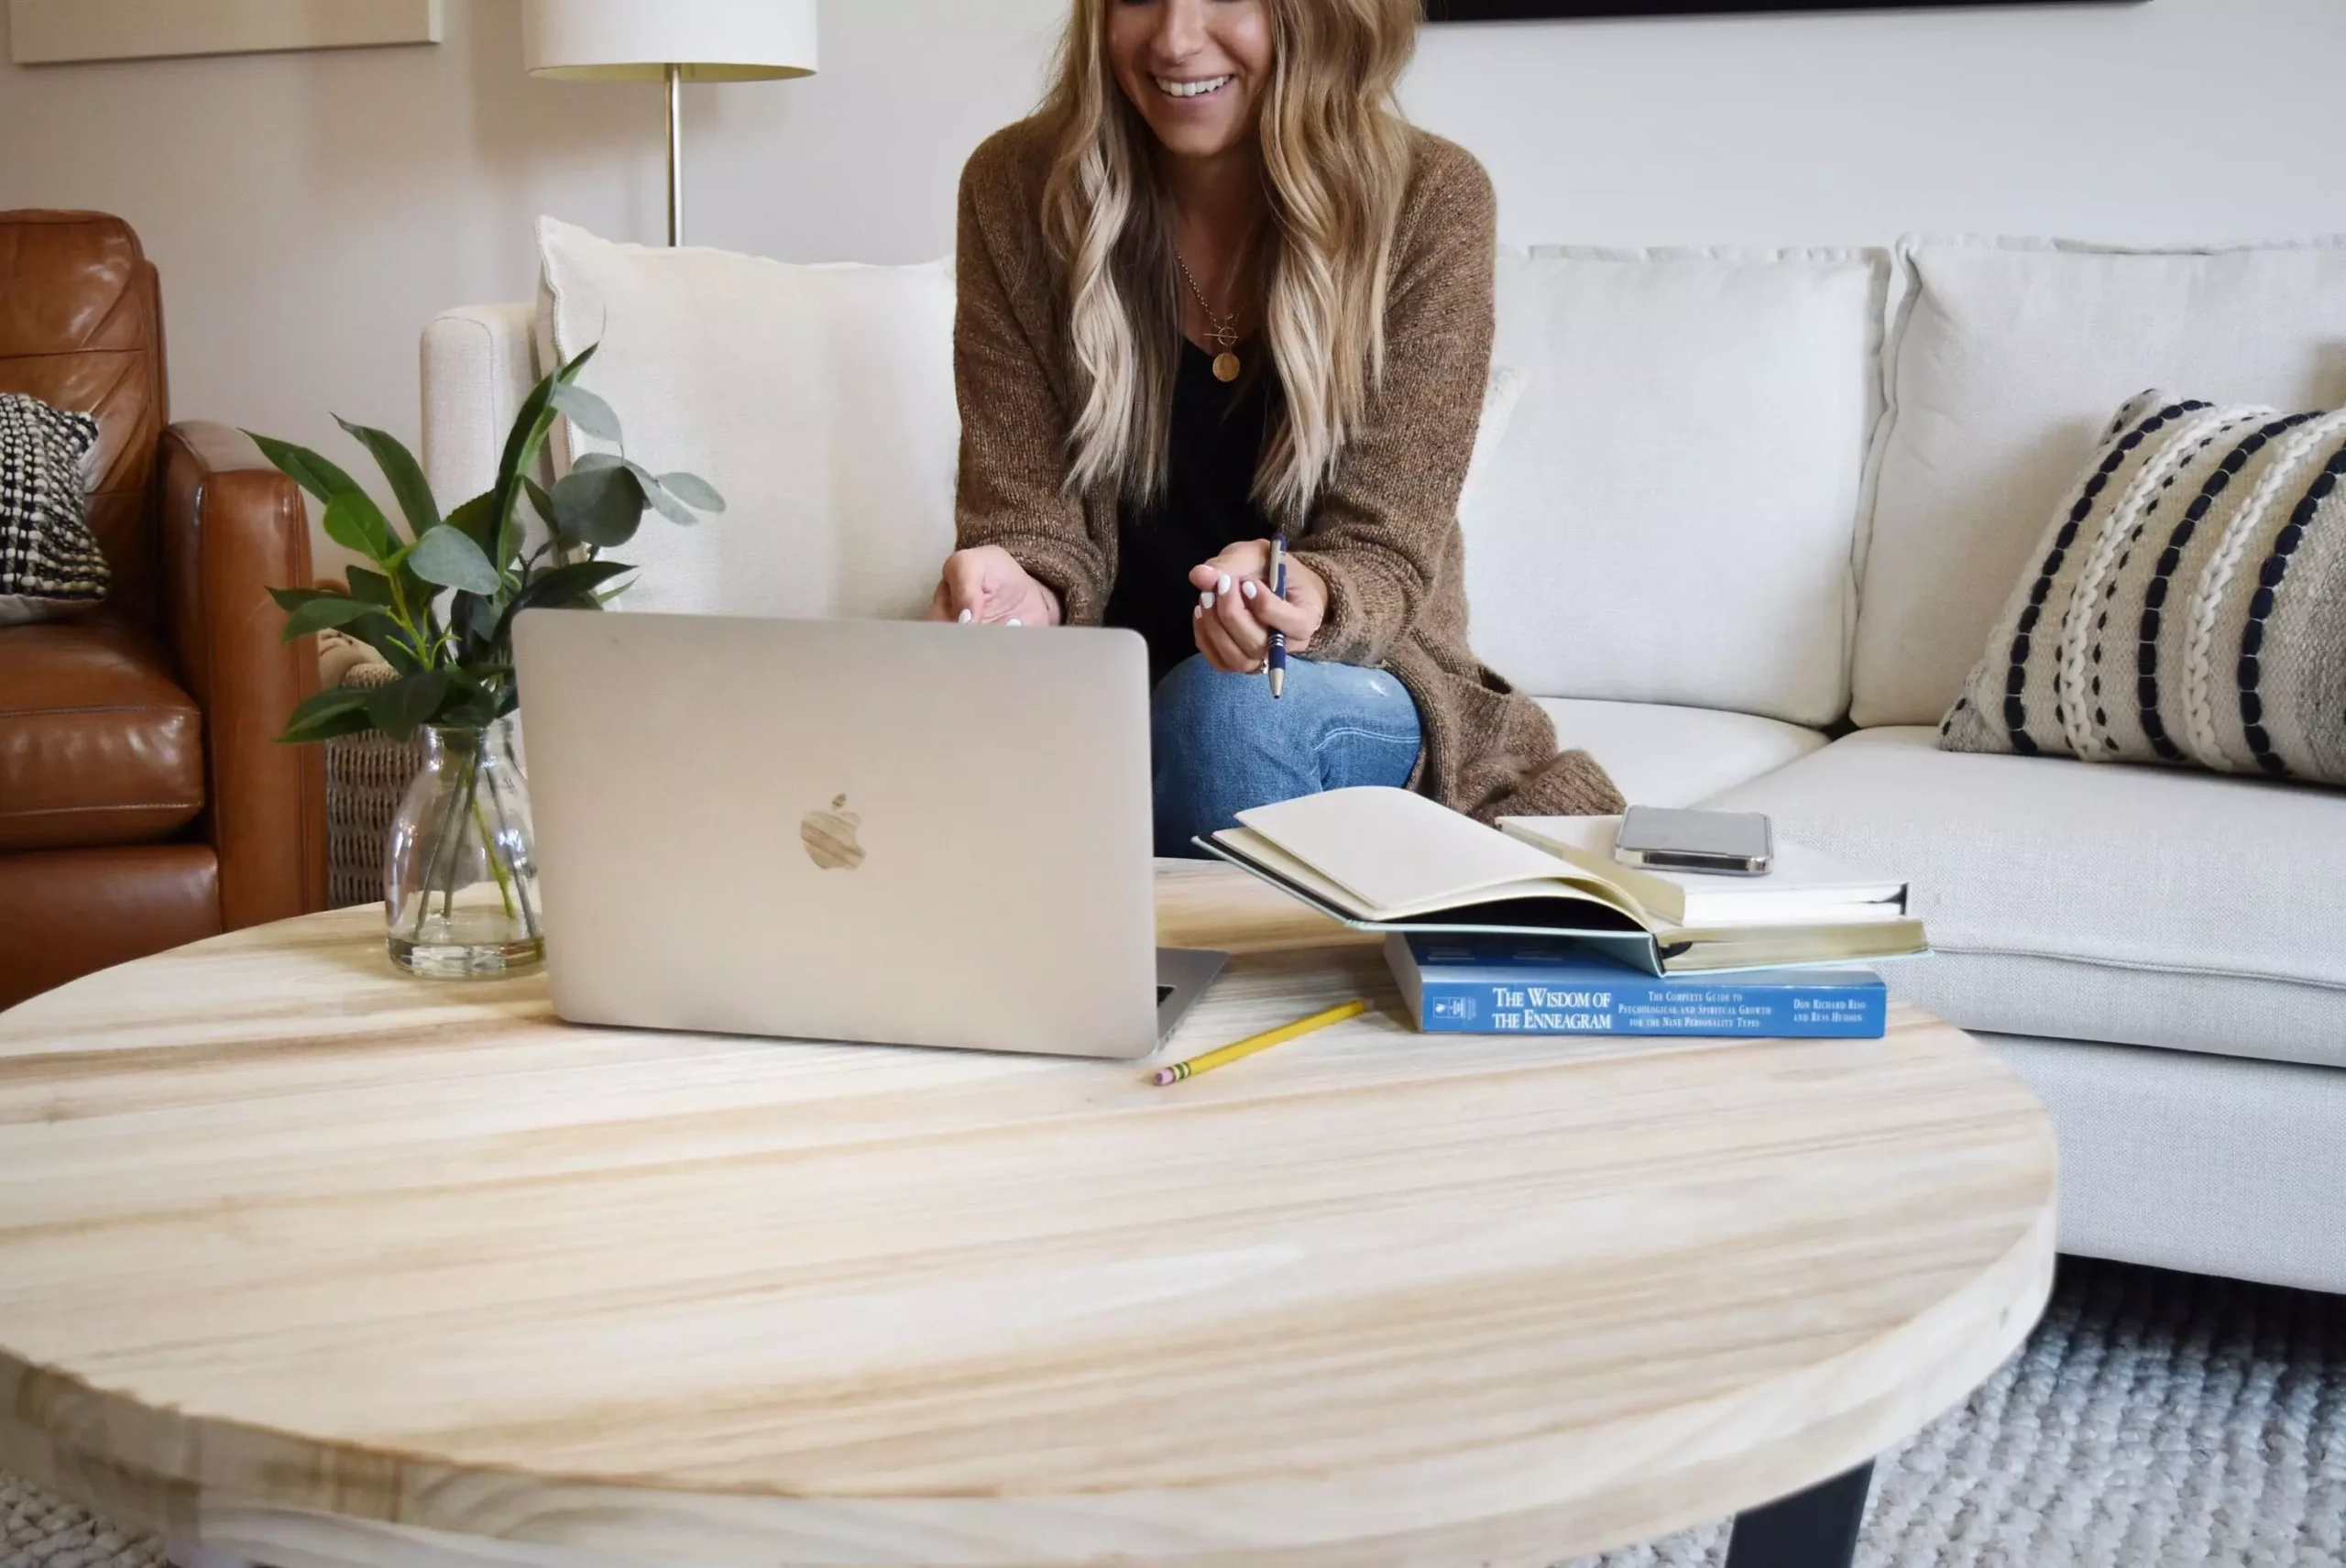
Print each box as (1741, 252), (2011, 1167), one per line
(1497, 815), (1909, 927)
(1199, 787), (1927, 977)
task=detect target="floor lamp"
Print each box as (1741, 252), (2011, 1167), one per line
(523, 0), (818, 247)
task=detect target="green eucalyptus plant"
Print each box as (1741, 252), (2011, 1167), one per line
(248, 344), (724, 744)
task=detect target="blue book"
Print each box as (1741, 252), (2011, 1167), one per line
(1386, 934), (1887, 1039)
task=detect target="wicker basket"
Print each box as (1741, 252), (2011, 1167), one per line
(323, 662), (426, 911)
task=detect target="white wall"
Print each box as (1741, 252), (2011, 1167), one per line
(5, 0), (2344, 553)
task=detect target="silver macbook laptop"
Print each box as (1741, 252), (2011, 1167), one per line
(511, 611), (1224, 1058)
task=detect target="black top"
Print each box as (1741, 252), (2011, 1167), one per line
(1104, 340), (1279, 685)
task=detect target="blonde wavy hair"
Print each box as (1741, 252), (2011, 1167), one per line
(1040, 0), (1420, 522)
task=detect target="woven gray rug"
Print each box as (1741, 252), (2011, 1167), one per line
(5, 1258), (2340, 1568)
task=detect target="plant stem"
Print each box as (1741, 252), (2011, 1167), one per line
(472, 787), (518, 923)
(485, 758), (540, 938)
(436, 735), (482, 923)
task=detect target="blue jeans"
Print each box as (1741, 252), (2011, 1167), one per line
(1151, 654), (1424, 859)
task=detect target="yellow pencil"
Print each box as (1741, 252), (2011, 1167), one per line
(1153, 999), (1370, 1085)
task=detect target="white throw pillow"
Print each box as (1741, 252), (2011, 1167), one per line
(1854, 235), (2346, 728)
(1464, 246), (1889, 729)
(535, 215), (959, 621)
(1457, 362), (1525, 524)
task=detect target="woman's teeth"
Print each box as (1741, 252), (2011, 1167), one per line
(1155, 75), (1232, 100)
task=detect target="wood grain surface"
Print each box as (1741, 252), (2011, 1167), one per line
(0, 861), (2055, 1568)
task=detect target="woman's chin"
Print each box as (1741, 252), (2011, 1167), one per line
(1142, 113), (1254, 163)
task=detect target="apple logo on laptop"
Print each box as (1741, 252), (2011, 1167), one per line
(800, 794), (865, 872)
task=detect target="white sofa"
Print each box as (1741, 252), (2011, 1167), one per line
(422, 225), (2346, 1295)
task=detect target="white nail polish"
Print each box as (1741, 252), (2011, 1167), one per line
(1193, 606), (1202, 620)
(1217, 574), (1232, 595)
(1005, 618), (1022, 627)
(1242, 580), (1257, 600)
(1200, 589), (1214, 609)
(957, 609), (972, 624)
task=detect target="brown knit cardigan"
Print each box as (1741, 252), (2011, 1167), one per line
(952, 117), (1625, 822)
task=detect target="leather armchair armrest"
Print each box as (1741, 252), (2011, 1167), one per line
(160, 421), (328, 927)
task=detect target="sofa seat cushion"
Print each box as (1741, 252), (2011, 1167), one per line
(1705, 728), (2346, 1069)
(0, 617), (203, 852)
(1536, 698), (1825, 808)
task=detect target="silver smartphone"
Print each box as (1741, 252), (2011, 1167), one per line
(1614, 806), (1773, 876)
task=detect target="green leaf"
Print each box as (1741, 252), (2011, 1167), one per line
(283, 684), (372, 732)
(440, 667), (508, 728)
(281, 593), (389, 641)
(519, 558), (634, 612)
(335, 612), (422, 674)
(522, 477), (556, 527)
(345, 566), (395, 606)
(571, 451), (623, 474)
(445, 490), (498, 554)
(552, 464), (646, 548)
(244, 433), (365, 507)
(490, 343), (599, 519)
(334, 417), (441, 543)
(658, 471), (725, 513)
(495, 378), (558, 504)
(551, 381), (622, 443)
(408, 524), (501, 595)
(322, 491), (400, 563)
(366, 671), (452, 741)
(558, 341), (600, 383)
(490, 558), (635, 646)
(609, 460), (695, 529)
(642, 478), (697, 529)
(278, 707), (378, 745)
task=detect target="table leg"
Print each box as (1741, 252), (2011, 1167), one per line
(1722, 1461), (1872, 1568)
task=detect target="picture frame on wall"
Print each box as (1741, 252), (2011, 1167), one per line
(7, 0), (442, 65)
(1427, 0), (2142, 16)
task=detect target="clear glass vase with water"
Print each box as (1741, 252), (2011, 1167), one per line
(386, 718), (543, 977)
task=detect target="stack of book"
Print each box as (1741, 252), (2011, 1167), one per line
(1197, 787), (1916, 1041)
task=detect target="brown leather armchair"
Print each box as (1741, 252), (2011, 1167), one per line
(0, 211), (325, 1010)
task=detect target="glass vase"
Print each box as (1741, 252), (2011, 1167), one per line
(385, 718), (543, 978)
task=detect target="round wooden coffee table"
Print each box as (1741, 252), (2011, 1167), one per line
(0, 863), (2055, 1568)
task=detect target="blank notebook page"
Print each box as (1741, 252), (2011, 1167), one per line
(1234, 786), (1573, 916)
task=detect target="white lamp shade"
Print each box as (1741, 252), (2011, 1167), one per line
(524, 0), (817, 82)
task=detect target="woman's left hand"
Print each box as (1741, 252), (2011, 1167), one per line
(1188, 540), (1328, 674)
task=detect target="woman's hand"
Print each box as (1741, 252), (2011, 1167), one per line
(927, 545), (1063, 627)
(1188, 539), (1328, 674)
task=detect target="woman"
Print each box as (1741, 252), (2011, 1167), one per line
(929, 0), (1623, 855)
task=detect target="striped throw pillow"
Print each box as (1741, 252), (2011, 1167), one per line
(1939, 389), (2346, 784)
(0, 391), (107, 626)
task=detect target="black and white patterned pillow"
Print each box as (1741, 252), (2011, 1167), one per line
(1941, 389), (2346, 785)
(0, 391), (108, 626)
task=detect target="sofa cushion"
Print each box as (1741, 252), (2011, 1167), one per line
(1856, 235), (2346, 728)
(1705, 728), (2346, 1070)
(1536, 697), (1824, 809)
(536, 216), (959, 621)
(1940, 389), (2346, 784)
(1465, 246), (1889, 727)
(0, 616), (203, 852)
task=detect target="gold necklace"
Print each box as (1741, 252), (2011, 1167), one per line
(1173, 248), (1244, 383)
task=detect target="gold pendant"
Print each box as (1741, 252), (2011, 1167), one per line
(1212, 351), (1242, 384)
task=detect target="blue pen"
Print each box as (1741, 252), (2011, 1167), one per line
(1266, 532), (1289, 699)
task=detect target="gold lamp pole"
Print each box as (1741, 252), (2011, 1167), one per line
(523, 1), (819, 247)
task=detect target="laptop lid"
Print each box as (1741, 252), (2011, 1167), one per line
(513, 611), (1162, 1058)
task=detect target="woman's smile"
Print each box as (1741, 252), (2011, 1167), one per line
(1153, 73), (1235, 99)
